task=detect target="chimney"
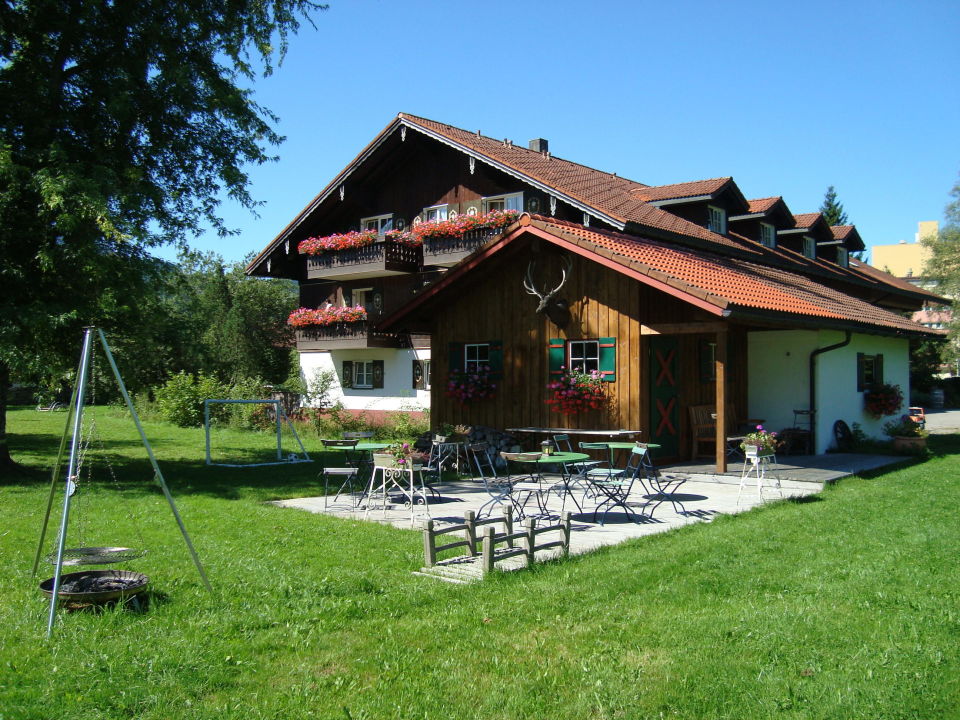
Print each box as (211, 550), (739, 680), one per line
(528, 138), (549, 153)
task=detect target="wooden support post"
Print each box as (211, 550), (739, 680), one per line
(715, 329), (728, 474)
(561, 511), (572, 558)
(464, 511), (476, 556)
(423, 519), (436, 568)
(505, 505), (514, 548)
(481, 525), (495, 575)
(524, 517), (537, 566)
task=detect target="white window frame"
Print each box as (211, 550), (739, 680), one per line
(568, 340), (600, 374)
(803, 236), (816, 259)
(424, 360), (432, 390)
(360, 213), (394, 234)
(482, 192), (523, 213)
(354, 360), (374, 389)
(423, 204), (448, 223)
(707, 205), (727, 235)
(760, 222), (777, 249)
(350, 287), (373, 311)
(464, 343), (490, 372)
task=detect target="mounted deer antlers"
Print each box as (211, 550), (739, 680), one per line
(524, 256), (573, 327)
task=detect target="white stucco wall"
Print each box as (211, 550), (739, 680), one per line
(748, 330), (910, 453)
(299, 348), (431, 412)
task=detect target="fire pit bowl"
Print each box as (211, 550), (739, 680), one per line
(40, 569), (149, 604)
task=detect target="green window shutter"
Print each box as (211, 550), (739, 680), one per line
(342, 360), (354, 389)
(857, 352), (865, 392)
(876, 354), (884, 385)
(598, 337), (617, 382)
(548, 338), (566, 377)
(413, 360), (425, 389)
(488, 340), (503, 379)
(449, 342), (465, 372)
(372, 360), (385, 389)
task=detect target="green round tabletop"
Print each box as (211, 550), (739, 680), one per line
(355, 442), (389, 451)
(510, 451), (590, 464)
(603, 441), (661, 450)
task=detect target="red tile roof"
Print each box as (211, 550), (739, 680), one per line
(523, 217), (938, 336)
(793, 213), (823, 229)
(747, 197), (781, 214)
(630, 178), (731, 202)
(400, 114), (745, 250)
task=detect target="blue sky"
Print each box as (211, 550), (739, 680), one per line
(161, 0), (960, 266)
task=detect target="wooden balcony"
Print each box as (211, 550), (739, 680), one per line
(422, 228), (503, 267)
(296, 321), (402, 351)
(305, 241), (422, 281)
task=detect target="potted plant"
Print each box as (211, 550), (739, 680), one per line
(375, 442), (427, 470)
(740, 425), (780, 458)
(882, 416), (928, 453)
(864, 382), (904, 419)
(546, 367), (607, 416)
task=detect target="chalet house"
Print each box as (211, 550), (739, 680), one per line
(247, 113), (943, 469)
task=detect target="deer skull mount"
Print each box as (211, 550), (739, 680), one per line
(524, 256), (573, 328)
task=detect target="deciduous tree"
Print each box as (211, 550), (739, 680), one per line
(0, 0), (324, 474)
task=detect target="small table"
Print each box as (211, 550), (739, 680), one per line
(507, 452), (591, 517)
(430, 441), (467, 475)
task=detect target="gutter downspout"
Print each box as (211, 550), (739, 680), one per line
(808, 331), (852, 452)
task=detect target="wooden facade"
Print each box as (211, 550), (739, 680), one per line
(424, 237), (747, 463)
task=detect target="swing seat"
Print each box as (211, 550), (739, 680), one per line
(47, 546), (146, 566)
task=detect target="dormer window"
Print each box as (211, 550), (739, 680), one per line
(707, 206), (727, 235)
(482, 192), (523, 213)
(803, 236), (816, 259)
(760, 223), (777, 249)
(838, 248), (849, 268)
(361, 213), (393, 234)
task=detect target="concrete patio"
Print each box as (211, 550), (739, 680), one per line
(273, 451), (908, 570)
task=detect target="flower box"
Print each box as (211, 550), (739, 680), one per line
(303, 240), (421, 280)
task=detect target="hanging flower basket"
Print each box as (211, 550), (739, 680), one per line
(446, 365), (496, 404)
(287, 305), (367, 328)
(864, 383), (904, 419)
(546, 368), (607, 416)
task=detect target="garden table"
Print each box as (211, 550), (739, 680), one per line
(506, 451), (591, 518)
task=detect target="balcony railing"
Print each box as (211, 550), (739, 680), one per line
(295, 321), (402, 351)
(422, 228), (503, 267)
(304, 240), (421, 280)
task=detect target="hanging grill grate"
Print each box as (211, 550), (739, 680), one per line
(46, 546), (146, 566)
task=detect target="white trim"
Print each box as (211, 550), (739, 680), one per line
(361, 213), (394, 233)
(707, 205), (727, 235)
(760, 222), (777, 249)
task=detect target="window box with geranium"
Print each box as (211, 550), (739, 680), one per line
(546, 367), (607, 416)
(287, 305), (368, 328)
(446, 365), (497, 405)
(300, 228), (421, 280)
(419, 209), (520, 266)
(864, 383), (904, 419)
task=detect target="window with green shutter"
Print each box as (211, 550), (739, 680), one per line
(549, 338), (616, 382)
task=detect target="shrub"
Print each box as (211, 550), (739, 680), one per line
(154, 371), (228, 427)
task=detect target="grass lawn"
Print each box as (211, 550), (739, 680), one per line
(1, 406), (958, 719)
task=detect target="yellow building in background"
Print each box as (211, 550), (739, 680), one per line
(872, 221), (939, 279)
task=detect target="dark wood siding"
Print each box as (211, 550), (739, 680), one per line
(428, 239), (746, 457)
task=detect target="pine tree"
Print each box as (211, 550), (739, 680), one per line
(820, 185), (849, 226)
